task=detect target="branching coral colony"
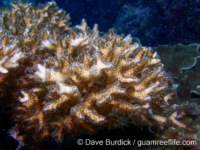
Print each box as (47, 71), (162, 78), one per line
(0, 0), (197, 148)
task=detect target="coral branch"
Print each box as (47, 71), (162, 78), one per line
(0, 0), (196, 148)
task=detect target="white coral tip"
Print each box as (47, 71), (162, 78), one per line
(19, 91), (29, 103)
(35, 64), (47, 81)
(0, 67), (8, 73)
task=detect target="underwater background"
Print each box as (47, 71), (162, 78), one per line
(1, 0), (200, 46)
(0, 0), (200, 150)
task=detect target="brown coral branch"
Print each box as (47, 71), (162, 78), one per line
(0, 0), (197, 148)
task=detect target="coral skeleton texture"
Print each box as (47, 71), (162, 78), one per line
(0, 0), (195, 147)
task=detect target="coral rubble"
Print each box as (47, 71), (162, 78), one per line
(0, 0), (197, 148)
